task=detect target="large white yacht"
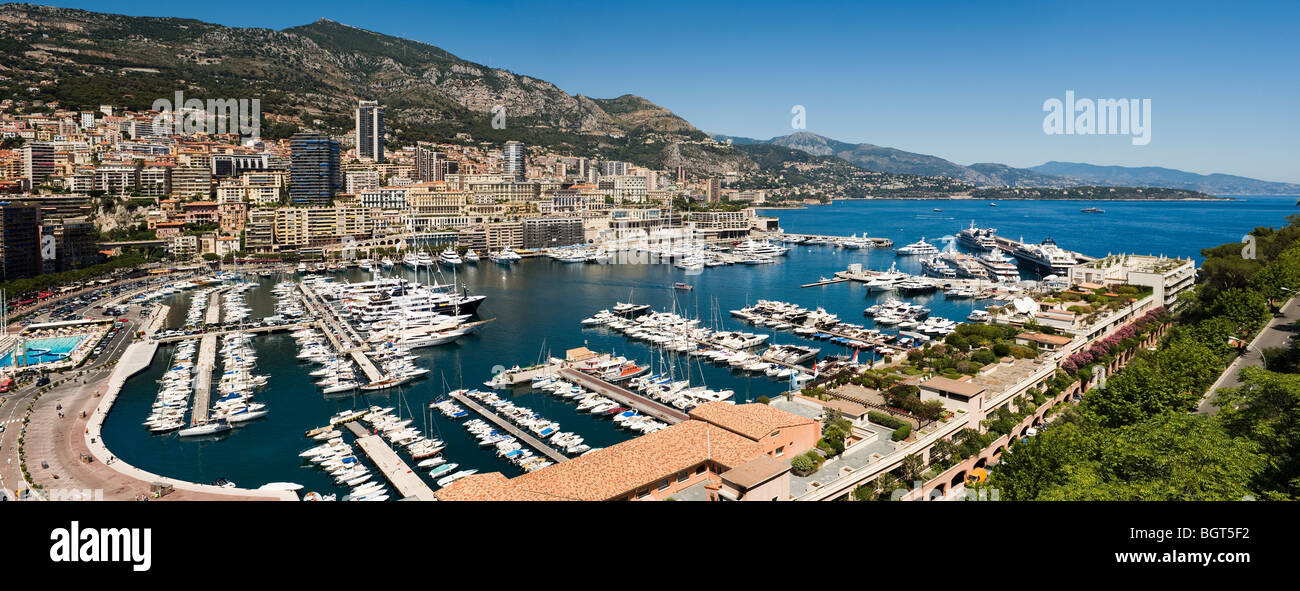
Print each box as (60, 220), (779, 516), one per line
(1011, 237), (1077, 276)
(976, 250), (1022, 283)
(403, 250), (435, 270)
(896, 237), (939, 256)
(865, 262), (909, 292)
(490, 247), (522, 264)
(957, 221), (998, 251)
(437, 248), (463, 267)
(731, 240), (789, 257)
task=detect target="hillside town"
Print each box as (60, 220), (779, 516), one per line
(0, 97), (784, 276)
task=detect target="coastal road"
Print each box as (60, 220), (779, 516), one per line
(1198, 296), (1299, 415)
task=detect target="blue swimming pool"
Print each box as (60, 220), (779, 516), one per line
(0, 335), (91, 367)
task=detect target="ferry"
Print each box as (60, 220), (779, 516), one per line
(957, 221), (998, 251)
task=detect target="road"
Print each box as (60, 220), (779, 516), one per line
(0, 287), (153, 499)
(1198, 296), (1299, 415)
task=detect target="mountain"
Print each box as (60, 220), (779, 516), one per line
(1028, 162), (1300, 195)
(0, 4), (742, 171)
(758, 132), (1053, 186)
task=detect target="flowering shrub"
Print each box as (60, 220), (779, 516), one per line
(1062, 307), (1165, 374)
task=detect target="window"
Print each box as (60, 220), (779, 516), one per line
(775, 446), (785, 457)
(695, 465), (706, 476)
(658, 479), (670, 491)
(677, 472), (689, 483)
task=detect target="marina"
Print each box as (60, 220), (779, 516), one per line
(448, 390), (570, 464)
(98, 197), (1300, 498)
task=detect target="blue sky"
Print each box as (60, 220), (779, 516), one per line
(41, 0), (1300, 183)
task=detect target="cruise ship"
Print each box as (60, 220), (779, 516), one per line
(895, 237), (939, 256)
(957, 221), (998, 251)
(976, 250), (1022, 283)
(1011, 237), (1078, 276)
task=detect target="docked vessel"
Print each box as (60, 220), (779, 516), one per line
(1011, 236), (1078, 276)
(490, 247), (522, 264)
(957, 221), (998, 251)
(895, 237), (939, 256)
(437, 248), (463, 266)
(975, 250), (1022, 283)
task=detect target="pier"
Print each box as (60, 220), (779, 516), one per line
(347, 426), (438, 501)
(296, 281), (384, 383)
(204, 287), (227, 325)
(190, 332), (217, 423)
(449, 390), (570, 463)
(801, 277), (851, 288)
(154, 322), (315, 343)
(559, 368), (689, 424)
(779, 233), (894, 248)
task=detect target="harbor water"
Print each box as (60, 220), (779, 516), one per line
(101, 196), (1299, 496)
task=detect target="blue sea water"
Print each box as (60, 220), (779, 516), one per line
(100, 196), (1298, 496)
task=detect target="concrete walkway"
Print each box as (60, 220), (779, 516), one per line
(1199, 296), (1299, 414)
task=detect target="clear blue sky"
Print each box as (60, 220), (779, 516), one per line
(41, 0), (1300, 183)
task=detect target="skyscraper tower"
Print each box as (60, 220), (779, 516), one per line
(355, 100), (384, 162)
(289, 132), (340, 206)
(503, 141), (526, 181)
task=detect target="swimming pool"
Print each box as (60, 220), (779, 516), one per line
(0, 335), (92, 367)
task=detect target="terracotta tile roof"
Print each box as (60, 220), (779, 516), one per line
(687, 402), (816, 441)
(721, 455), (790, 490)
(1016, 332), (1073, 346)
(436, 420), (761, 501)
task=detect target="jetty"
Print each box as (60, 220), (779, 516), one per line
(559, 368), (689, 424)
(190, 332), (218, 423)
(346, 426), (438, 501)
(801, 277), (851, 288)
(155, 322), (315, 343)
(204, 287), (226, 325)
(449, 390), (569, 463)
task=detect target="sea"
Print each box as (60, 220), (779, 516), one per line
(100, 196), (1298, 497)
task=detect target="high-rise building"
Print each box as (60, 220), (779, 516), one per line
(0, 204), (42, 282)
(523, 217), (585, 249)
(675, 165), (686, 183)
(22, 143), (55, 186)
(355, 100), (384, 162)
(41, 217), (100, 274)
(414, 145), (442, 182)
(707, 178), (722, 203)
(503, 141), (526, 182)
(602, 160), (628, 177)
(289, 132), (340, 206)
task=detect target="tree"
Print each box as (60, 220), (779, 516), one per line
(898, 454), (925, 486)
(1215, 367), (1300, 498)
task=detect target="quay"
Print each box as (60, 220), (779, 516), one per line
(558, 368), (689, 424)
(154, 321), (315, 343)
(347, 426), (438, 501)
(296, 281), (385, 383)
(449, 390), (570, 463)
(779, 233), (894, 248)
(802, 277), (851, 288)
(204, 286), (227, 325)
(190, 332), (218, 423)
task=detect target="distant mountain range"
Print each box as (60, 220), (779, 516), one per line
(714, 132), (1300, 195)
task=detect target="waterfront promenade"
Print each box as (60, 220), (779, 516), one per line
(74, 304), (295, 500)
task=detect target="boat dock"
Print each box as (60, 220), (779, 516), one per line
(780, 233), (894, 248)
(802, 277), (851, 288)
(155, 322), (316, 343)
(449, 390), (570, 463)
(559, 368), (689, 424)
(349, 428), (438, 501)
(204, 287), (227, 325)
(296, 282), (384, 383)
(190, 332), (218, 423)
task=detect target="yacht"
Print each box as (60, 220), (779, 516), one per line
(437, 248), (463, 267)
(1011, 237), (1077, 276)
(178, 419), (231, 438)
(1081, 207), (1105, 214)
(464, 250), (480, 263)
(957, 221), (998, 251)
(864, 263), (909, 292)
(975, 250), (1022, 283)
(403, 250), (435, 270)
(896, 237), (939, 256)
(380, 256), (395, 269)
(731, 240), (789, 257)
(490, 247), (522, 264)
(919, 256), (957, 279)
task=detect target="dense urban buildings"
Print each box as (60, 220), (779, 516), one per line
(289, 132), (341, 206)
(355, 99), (384, 163)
